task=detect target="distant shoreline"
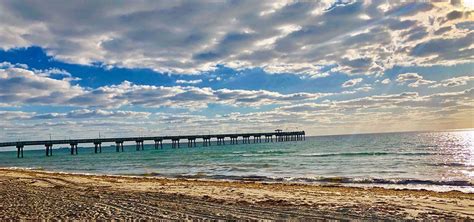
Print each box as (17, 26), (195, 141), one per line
(0, 168), (472, 220)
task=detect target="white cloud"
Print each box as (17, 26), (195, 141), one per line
(0, 1), (471, 76)
(32, 109), (151, 120)
(381, 78), (391, 84)
(396, 73), (423, 83)
(0, 66), (84, 104)
(176, 79), (203, 84)
(430, 75), (474, 88)
(1, 88), (472, 140)
(342, 78), (363, 88)
(396, 73), (435, 88)
(0, 65), (328, 109)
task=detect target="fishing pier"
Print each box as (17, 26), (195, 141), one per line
(0, 131), (305, 158)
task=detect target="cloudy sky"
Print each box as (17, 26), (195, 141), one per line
(0, 0), (473, 141)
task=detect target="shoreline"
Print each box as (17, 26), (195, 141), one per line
(4, 166), (473, 194)
(0, 168), (473, 220)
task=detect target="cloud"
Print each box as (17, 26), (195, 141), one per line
(0, 66), (84, 105)
(175, 79), (203, 84)
(342, 78), (363, 88)
(0, 1), (471, 76)
(381, 78), (391, 84)
(276, 103), (332, 113)
(396, 73), (435, 87)
(0, 65), (328, 109)
(0, 111), (34, 120)
(429, 75), (474, 88)
(32, 109), (151, 120)
(1, 88), (472, 140)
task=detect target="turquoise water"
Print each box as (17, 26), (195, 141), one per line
(0, 130), (473, 192)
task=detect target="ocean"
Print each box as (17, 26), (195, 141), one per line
(0, 130), (472, 193)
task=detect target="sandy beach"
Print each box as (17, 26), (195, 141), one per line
(0, 168), (472, 220)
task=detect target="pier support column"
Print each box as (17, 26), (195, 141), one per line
(154, 139), (163, 149)
(203, 137), (211, 147)
(116, 141), (124, 152)
(16, 145), (24, 158)
(217, 137), (225, 145)
(230, 137), (238, 144)
(136, 140), (144, 151)
(155, 140), (163, 150)
(70, 143), (78, 155)
(45, 144), (53, 156)
(94, 142), (102, 153)
(172, 139), (180, 148)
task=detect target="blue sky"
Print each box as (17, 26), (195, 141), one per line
(0, 0), (473, 141)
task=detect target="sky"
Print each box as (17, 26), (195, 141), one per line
(0, 0), (473, 142)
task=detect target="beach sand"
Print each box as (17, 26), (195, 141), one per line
(0, 168), (472, 220)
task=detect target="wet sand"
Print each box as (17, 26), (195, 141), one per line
(0, 168), (473, 220)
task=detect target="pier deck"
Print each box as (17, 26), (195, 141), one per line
(0, 131), (305, 158)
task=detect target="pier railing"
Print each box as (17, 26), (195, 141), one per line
(0, 131), (305, 158)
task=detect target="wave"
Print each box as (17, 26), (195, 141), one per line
(285, 177), (474, 187)
(232, 150), (292, 155)
(134, 172), (474, 188)
(428, 162), (473, 167)
(298, 151), (433, 157)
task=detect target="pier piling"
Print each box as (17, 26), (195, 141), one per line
(45, 144), (53, 156)
(154, 139), (163, 149)
(115, 141), (124, 152)
(70, 143), (78, 155)
(16, 145), (24, 158)
(94, 142), (102, 153)
(135, 140), (144, 151)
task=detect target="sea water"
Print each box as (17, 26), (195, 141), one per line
(0, 130), (472, 193)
